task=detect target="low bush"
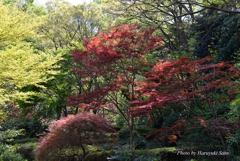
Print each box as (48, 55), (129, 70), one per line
(85, 150), (114, 161)
(109, 145), (161, 161)
(1, 119), (46, 138)
(35, 112), (118, 161)
(17, 142), (37, 161)
(13, 137), (38, 144)
(227, 132), (240, 160)
(118, 128), (146, 149)
(0, 128), (25, 161)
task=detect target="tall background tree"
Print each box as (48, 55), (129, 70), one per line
(18, 0), (105, 119)
(102, 0), (240, 61)
(0, 0), (60, 103)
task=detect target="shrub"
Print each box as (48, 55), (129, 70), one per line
(85, 150), (114, 161)
(118, 128), (146, 149)
(0, 145), (25, 161)
(1, 119), (46, 138)
(17, 142), (37, 161)
(151, 117), (163, 129)
(0, 102), (22, 123)
(110, 145), (132, 161)
(227, 132), (240, 160)
(35, 112), (118, 161)
(118, 128), (139, 141)
(115, 115), (125, 126)
(0, 128), (25, 161)
(13, 137), (38, 144)
(145, 138), (161, 149)
(109, 145), (161, 161)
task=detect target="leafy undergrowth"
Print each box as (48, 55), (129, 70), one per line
(87, 145), (229, 161)
(16, 140), (38, 161)
(84, 146), (184, 161)
(13, 137), (38, 144)
(85, 150), (115, 161)
(134, 147), (177, 155)
(86, 146), (179, 161)
(13, 138), (228, 161)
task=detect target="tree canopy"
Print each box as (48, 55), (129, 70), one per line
(0, 1), (60, 103)
(1, 0), (240, 160)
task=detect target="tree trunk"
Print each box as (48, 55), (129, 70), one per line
(93, 109), (97, 114)
(80, 144), (86, 161)
(63, 106), (68, 117)
(219, 133), (226, 151)
(103, 108), (105, 118)
(130, 117), (135, 161)
(130, 117), (134, 149)
(57, 112), (61, 120)
(75, 107), (78, 114)
(219, 133), (227, 161)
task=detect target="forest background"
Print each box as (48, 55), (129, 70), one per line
(0, 0), (240, 161)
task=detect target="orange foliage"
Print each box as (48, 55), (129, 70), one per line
(188, 116), (238, 137)
(131, 56), (240, 116)
(132, 56), (240, 144)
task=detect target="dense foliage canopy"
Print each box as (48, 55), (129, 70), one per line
(1, 0), (240, 160)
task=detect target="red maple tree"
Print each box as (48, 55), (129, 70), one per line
(67, 23), (162, 147)
(131, 56), (240, 149)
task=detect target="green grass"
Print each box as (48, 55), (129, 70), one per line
(18, 142), (37, 148)
(86, 145), (105, 152)
(134, 147), (177, 156)
(85, 150), (114, 161)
